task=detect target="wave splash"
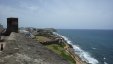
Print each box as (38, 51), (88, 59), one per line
(53, 32), (99, 64)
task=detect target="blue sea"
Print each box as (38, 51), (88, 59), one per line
(57, 29), (113, 64)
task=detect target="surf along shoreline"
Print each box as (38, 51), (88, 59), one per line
(53, 32), (88, 64)
(53, 32), (99, 64)
(27, 28), (88, 64)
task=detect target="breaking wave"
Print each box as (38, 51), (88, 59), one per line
(53, 32), (99, 64)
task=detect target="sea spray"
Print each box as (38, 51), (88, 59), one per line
(53, 32), (99, 64)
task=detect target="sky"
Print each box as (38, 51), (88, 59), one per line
(0, 0), (113, 29)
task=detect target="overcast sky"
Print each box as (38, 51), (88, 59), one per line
(0, 0), (113, 29)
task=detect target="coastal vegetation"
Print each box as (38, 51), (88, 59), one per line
(46, 44), (76, 64)
(35, 34), (76, 64)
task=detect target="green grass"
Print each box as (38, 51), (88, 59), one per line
(46, 44), (76, 64)
(35, 36), (76, 64)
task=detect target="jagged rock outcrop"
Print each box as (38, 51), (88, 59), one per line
(0, 32), (70, 64)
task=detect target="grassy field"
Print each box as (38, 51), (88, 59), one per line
(46, 44), (76, 64)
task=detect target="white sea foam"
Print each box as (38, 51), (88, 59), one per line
(104, 62), (108, 64)
(103, 57), (108, 64)
(53, 32), (99, 64)
(103, 57), (106, 60)
(92, 48), (96, 50)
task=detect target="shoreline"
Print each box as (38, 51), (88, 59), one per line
(53, 32), (87, 64)
(33, 29), (88, 64)
(19, 28), (92, 64)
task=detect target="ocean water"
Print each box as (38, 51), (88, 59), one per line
(57, 29), (113, 64)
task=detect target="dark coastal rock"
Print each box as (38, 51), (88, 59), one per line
(68, 44), (73, 48)
(0, 33), (70, 64)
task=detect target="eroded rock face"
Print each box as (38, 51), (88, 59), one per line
(0, 33), (70, 64)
